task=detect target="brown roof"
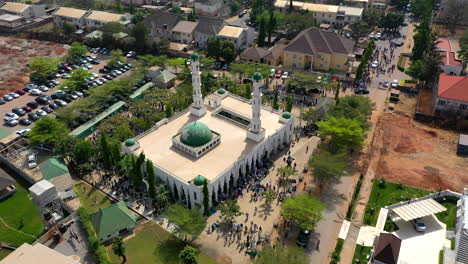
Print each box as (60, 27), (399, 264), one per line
(53, 7), (88, 19)
(373, 233), (401, 264)
(173, 21), (198, 33)
(86, 10), (123, 22)
(283, 27), (354, 55)
(240, 47), (270, 59)
(143, 10), (179, 30)
(0, 168), (15, 190)
(0, 2), (29, 13)
(264, 43), (286, 60)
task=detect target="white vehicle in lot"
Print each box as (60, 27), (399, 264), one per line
(9, 92), (19, 99)
(55, 99), (67, 106)
(376, 32), (382, 39)
(29, 89), (42, 96)
(36, 110), (47, 117)
(281, 72), (289, 80)
(16, 128), (31, 136)
(39, 85), (49, 92)
(392, 79), (399, 88)
(4, 112), (19, 121)
(369, 32), (375, 39)
(270, 68), (276, 77)
(27, 153), (37, 169)
(371, 60), (379, 68)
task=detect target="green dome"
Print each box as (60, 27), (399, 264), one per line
(282, 112), (292, 119)
(193, 175), (206, 186)
(253, 72), (263, 81)
(217, 88), (226, 95)
(181, 122), (212, 147)
(125, 138), (136, 146)
(190, 53), (200, 61)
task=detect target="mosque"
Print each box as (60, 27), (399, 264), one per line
(123, 53), (295, 209)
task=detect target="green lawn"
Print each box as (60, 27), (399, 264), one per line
(352, 245), (372, 264)
(0, 249), (13, 261)
(0, 183), (45, 247)
(383, 217), (399, 232)
(363, 180), (430, 226)
(74, 181), (112, 213)
(107, 221), (217, 264)
(434, 196), (459, 229)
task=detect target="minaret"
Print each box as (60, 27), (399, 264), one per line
(247, 72), (265, 142)
(189, 53), (206, 117)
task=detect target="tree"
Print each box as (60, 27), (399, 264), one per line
(379, 13), (405, 33)
(459, 45), (468, 74)
(288, 0), (294, 13)
(411, 15), (431, 61)
(230, 0), (241, 14)
(170, 5), (183, 14)
(285, 96), (293, 112)
(112, 236), (126, 263)
(390, 0), (409, 11)
(165, 102), (173, 118)
(137, 54), (168, 68)
(262, 188), (276, 207)
(281, 194), (325, 230)
(317, 117), (365, 152)
(277, 166), (295, 184)
(258, 16), (266, 47)
(147, 160), (156, 199)
(254, 244), (310, 264)
(133, 152), (145, 189)
(108, 49), (126, 67)
(179, 245), (198, 264)
(66, 42), (88, 63)
(243, 84), (252, 99)
(280, 11), (316, 39)
(410, 0), (432, 19)
(362, 8), (382, 28)
(61, 68), (92, 91)
(218, 199), (242, 223)
(221, 40), (237, 63)
(131, 23), (148, 52)
(207, 36), (222, 59)
(202, 180), (210, 216)
(187, 9), (197, 22)
(350, 21), (370, 41)
(329, 95), (374, 130)
(168, 58), (186, 73)
(62, 22), (75, 35)
(165, 204), (207, 241)
(28, 116), (69, 147)
(273, 89), (279, 110)
(309, 150), (347, 193)
(29, 57), (58, 81)
(299, 107), (320, 125)
(98, 134), (113, 170)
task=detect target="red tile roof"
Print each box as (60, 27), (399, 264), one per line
(436, 37), (462, 67)
(438, 73), (468, 102)
(436, 37), (451, 51)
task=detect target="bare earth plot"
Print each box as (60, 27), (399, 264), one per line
(375, 95), (468, 192)
(0, 36), (67, 95)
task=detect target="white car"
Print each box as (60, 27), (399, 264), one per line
(281, 72), (289, 80)
(4, 112), (19, 121)
(27, 153), (37, 169)
(391, 79), (398, 88)
(95, 79), (103, 85)
(9, 92), (19, 99)
(92, 73), (99, 78)
(269, 68), (276, 77)
(316, 76), (322, 83)
(36, 110), (47, 117)
(55, 99), (67, 106)
(376, 32), (382, 39)
(16, 128), (31, 136)
(29, 89), (42, 96)
(371, 61), (378, 68)
(38, 85), (49, 92)
(369, 33), (375, 39)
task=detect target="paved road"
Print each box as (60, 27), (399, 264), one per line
(225, 12), (250, 28)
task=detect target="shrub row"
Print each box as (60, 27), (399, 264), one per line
(78, 207), (112, 264)
(355, 40), (376, 80)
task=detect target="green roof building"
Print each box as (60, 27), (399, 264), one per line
(39, 158), (69, 180)
(180, 122), (212, 147)
(90, 201), (138, 242)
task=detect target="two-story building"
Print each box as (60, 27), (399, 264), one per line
(436, 37), (463, 76)
(281, 27), (354, 71)
(433, 73), (468, 118)
(52, 7), (88, 29)
(85, 10), (126, 28)
(172, 20), (198, 44)
(0, 2), (45, 19)
(217, 25), (253, 50)
(193, 16), (225, 49)
(194, 0), (223, 16)
(143, 10), (179, 42)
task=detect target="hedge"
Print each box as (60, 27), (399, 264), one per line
(330, 238), (345, 264)
(355, 40), (376, 80)
(78, 207), (112, 264)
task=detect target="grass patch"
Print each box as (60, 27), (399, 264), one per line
(439, 250), (444, 264)
(74, 181), (112, 213)
(107, 221), (217, 264)
(0, 249), (13, 261)
(451, 237), (456, 250)
(352, 244), (372, 264)
(0, 183), (45, 247)
(363, 180), (430, 226)
(397, 54), (407, 72)
(330, 238), (344, 264)
(346, 173), (364, 220)
(435, 196), (458, 229)
(383, 217), (399, 232)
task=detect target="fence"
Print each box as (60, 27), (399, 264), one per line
(385, 190), (462, 210)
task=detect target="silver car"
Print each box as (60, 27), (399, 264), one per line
(412, 218), (426, 232)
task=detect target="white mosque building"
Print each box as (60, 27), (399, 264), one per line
(123, 53), (295, 209)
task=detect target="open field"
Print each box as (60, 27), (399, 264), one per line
(107, 221), (218, 264)
(74, 181), (113, 213)
(0, 183), (44, 247)
(0, 36), (67, 95)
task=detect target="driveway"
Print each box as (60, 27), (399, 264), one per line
(394, 215), (446, 264)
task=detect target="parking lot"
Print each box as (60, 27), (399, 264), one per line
(0, 50), (130, 133)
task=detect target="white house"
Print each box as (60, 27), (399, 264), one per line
(85, 10), (126, 28)
(171, 20), (198, 44)
(217, 25), (254, 50)
(0, 2), (45, 19)
(52, 7), (89, 29)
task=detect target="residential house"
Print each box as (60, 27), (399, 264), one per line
(0, 168), (16, 200)
(90, 201), (138, 243)
(0, 243), (81, 264)
(0, 14), (24, 29)
(282, 27), (355, 71)
(85, 10), (126, 28)
(371, 233), (402, 264)
(172, 20), (198, 44)
(0, 2), (46, 19)
(433, 73), (468, 117)
(240, 41), (286, 65)
(52, 7), (88, 29)
(143, 10), (179, 41)
(193, 16), (225, 49)
(194, 0), (223, 17)
(274, 0), (363, 27)
(217, 25), (251, 50)
(436, 37), (463, 75)
(155, 70), (176, 88)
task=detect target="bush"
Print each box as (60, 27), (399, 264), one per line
(378, 179), (387, 189)
(78, 206), (112, 264)
(439, 250), (444, 264)
(451, 237), (456, 250)
(330, 239), (344, 264)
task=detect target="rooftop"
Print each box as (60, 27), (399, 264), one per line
(90, 201), (137, 240)
(0, 2), (30, 13)
(437, 73), (468, 102)
(0, 14), (23, 21)
(135, 95), (284, 182)
(218, 25), (244, 38)
(53, 7), (88, 19)
(0, 243), (81, 264)
(373, 233), (401, 264)
(436, 37), (462, 66)
(173, 20), (198, 33)
(143, 10), (178, 29)
(283, 27), (354, 55)
(338, 5), (363, 16)
(86, 10), (123, 22)
(194, 16), (225, 35)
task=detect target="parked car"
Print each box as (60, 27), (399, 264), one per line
(0, 98), (5, 105)
(36, 109), (47, 117)
(371, 60), (379, 68)
(22, 106), (32, 113)
(26, 102), (38, 109)
(269, 68), (275, 78)
(4, 112), (19, 121)
(27, 112), (40, 121)
(354, 88), (370, 94)
(19, 118), (32, 126)
(29, 89), (42, 96)
(71, 91), (83, 97)
(275, 70), (283, 78)
(281, 72), (289, 80)
(8, 92), (19, 99)
(49, 103), (60, 109)
(392, 79), (399, 88)
(35, 96), (49, 105)
(41, 106), (53, 113)
(412, 218), (426, 232)
(15, 89), (26, 95)
(126, 51), (136, 58)
(15, 128), (31, 136)
(382, 81), (389, 88)
(12, 108), (26, 116)
(3, 94), (13, 101)
(55, 99), (67, 106)
(296, 230), (311, 247)
(243, 78), (253, 84)
(27, 153), (37, 169)
(5, 119), (18, 126)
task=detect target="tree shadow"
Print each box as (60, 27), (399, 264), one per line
(153, 237), (185, 264)
(259, 203), (274, 218)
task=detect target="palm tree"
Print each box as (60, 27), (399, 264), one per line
(157, 184), (171, 210)
(277, 166), (295, 187)
(112, 236), (126, 263)
(459, 45), (468, 74)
